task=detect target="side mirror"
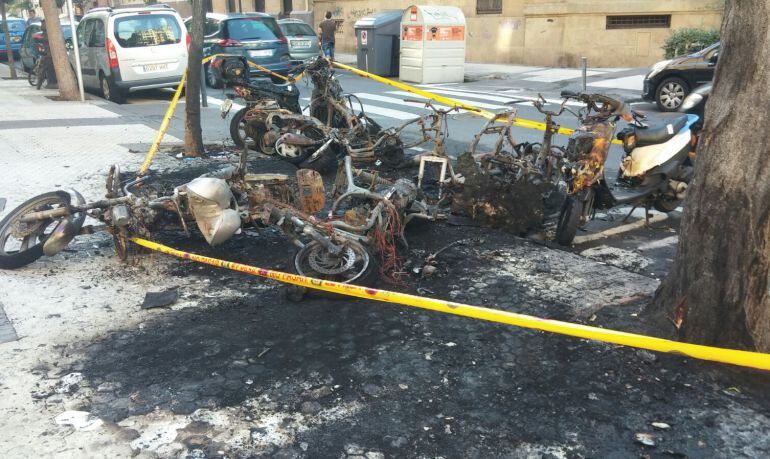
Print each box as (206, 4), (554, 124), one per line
(708, 52), (719, 66)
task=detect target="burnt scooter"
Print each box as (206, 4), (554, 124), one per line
(213, 55), (303, 148)
(555, 91), (699, 245)
(0, 150), (433, 289)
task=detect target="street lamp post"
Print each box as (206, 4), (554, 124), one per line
(65, 0), (84, 102)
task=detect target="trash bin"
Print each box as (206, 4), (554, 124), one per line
(354, 10), (403, 77)
(400, 5), (466, 84)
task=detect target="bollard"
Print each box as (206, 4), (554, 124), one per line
(200, 61), (208, 108)
(581, 56), (587, 92)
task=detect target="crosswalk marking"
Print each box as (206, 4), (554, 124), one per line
(354, 93), (453, 110)
(386, 90), (508, 111)
(299, 97), (418, 120)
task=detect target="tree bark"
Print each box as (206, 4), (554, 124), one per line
(40, 0), (79, 100)
(184, 0), (205, 157)
(647, 0), (770, 352)
(1, 1), (18, 79)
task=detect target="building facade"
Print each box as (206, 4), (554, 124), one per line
(209, 0), (725, 68)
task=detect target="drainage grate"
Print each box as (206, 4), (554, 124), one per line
(0, 303), (18, 344)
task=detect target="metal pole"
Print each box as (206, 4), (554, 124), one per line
(581, 56), (587, 92)
(200, 61), (208, 107)
(66, 0), (85, 102)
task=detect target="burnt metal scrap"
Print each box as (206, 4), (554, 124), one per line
(452, 108), (566, 234)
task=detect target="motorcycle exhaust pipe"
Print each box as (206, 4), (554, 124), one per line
(669, 180), (688, 200)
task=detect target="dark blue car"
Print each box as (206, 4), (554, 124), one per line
(185, 13), (292, 88)
(0, 17), (26, 58)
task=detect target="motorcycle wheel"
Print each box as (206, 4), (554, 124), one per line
(230, 107), (256, 150)
(27, 68), (38, 87)
(289, 239), (377, 300)
(555, 196), (583, 246)
(0, 192), (73, 269)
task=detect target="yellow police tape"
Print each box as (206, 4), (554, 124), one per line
(130, 236), (770, 371)
(331, 60), (624, 145)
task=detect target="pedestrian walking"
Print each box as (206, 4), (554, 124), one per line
(318, 12), (336, 60)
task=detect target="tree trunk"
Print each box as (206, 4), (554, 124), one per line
(647, 0), (770, 352)
(1, 1), (18, 79)
(184, 0), (205, 157)
(40, 0), (79, 100)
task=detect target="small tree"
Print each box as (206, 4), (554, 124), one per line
(1, 0), (18, 79)
(184, 0), (204, 157)
(40, 0), (79, 100)
(663, 28), (720, 58)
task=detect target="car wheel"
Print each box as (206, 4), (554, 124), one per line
(656, 77), (689, 112)
(206, 64), (223, 89)
(100, 73), (125, 104)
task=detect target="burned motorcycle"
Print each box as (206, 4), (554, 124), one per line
(555, 91), (699, 245)
(0, 152), (434, 291)
(213, 55), (303, 148)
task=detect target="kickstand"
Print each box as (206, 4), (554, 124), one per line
(622, 205), (638, 223)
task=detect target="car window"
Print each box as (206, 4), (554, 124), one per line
(225, 18), (282, 41)
(78, 19), (95, 48)
(280, 22), (315, 37)
(90, 20), (104, 47)
(204, 19), (220, 37)
(114, 14), (182, 48)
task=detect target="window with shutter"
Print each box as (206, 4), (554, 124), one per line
(477, 0), (503, 15)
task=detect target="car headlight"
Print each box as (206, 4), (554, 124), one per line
(680, 93), (703, 111)
(647, 59), (672, 79)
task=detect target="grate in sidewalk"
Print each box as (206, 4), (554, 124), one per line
(0, 303), (18, 344)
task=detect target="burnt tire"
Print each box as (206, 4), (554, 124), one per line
(555, 196), (582, 246)
(653, 196), (682, 213)
(0, 192), (70, 269)
(230, 107), (254, 150)
(288, 240), (378, 300)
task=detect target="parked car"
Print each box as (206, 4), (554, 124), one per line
(0, 17), (26, 59)
(277, 18), (320, 63)
(642, 41), (720, 112)
(185, 13), (291, 88)
(70, 4), (188, 103)
(19, 21), (76, 73)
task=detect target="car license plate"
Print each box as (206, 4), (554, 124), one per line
(291, 40), (311, 48)
(143, 63), (168, 72)
(248, 49), (273, 58)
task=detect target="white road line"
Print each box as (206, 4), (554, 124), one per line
(354, 93), (451, 110)
(299, 97), (417, 120)
(637, 235), (679, 251)
(206, 96), (245, 111)
(572, 213), (669, 245)
(386, 90), (508, 110)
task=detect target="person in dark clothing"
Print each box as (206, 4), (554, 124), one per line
(318, 11), (336, 60)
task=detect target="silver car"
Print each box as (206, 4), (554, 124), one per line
(277, 18), (320, 63)
(71, 4), (188, 103)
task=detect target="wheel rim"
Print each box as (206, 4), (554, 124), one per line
(660, 82), (685, 109)
(0, 196), (69, 258)
(295, 240), (370, 283)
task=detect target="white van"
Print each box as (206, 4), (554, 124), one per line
(72, 5), (188, 103)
